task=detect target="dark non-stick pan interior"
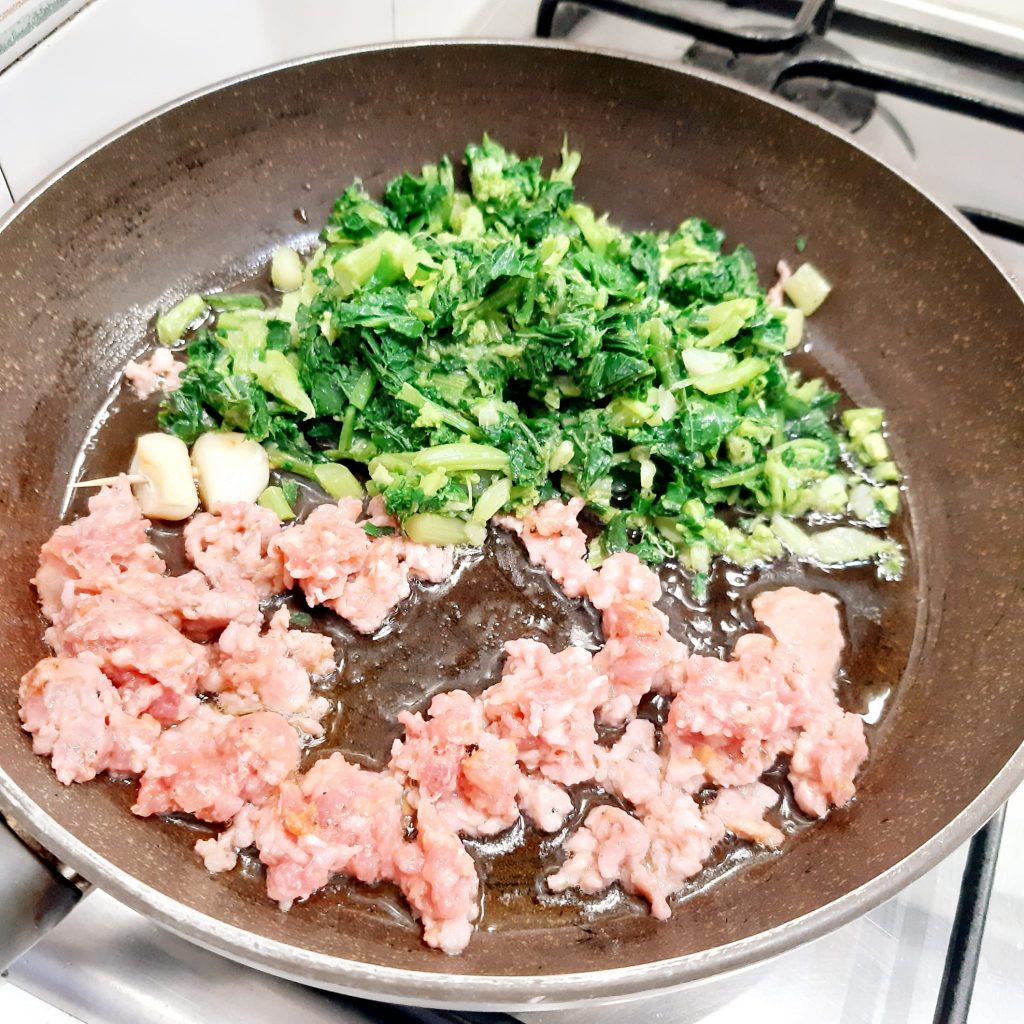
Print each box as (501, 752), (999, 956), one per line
(0, 43), (1021, 993)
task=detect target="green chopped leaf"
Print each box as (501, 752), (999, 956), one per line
(314, 463), (364, 499)
(257, 485), (295, 521)
(252, 350), (316, 418)
(202, 293), (265, 311)
(159, 137), (901, 567)
(157, 294), (208, 346)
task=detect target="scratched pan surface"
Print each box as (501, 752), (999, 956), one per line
(0, 42), (1022, 1010)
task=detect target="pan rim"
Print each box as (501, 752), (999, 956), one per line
(1, 38), (1022, 1009)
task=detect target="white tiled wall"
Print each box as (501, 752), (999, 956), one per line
(393, 0), (490, 40)
(0, 0), (536, 203)
(393, 0), (538, 40)
(0, 0), (393, 197)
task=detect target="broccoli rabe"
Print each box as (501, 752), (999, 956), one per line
(159, 137), (904, 578)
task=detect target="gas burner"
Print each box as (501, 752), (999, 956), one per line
(685, 33), (876, 133)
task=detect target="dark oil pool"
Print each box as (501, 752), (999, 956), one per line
(62, 334), (918, 938)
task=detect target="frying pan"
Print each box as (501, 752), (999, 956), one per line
(0, 41), (1022, 1011)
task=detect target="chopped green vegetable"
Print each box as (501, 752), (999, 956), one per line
(472, 476), (513, 524)
(779, 306), (804, 350)
(841, 406), (897, 477)
(257, 485), (295, 521)
(404, 512), (486, 547)
(796, 235), (807, 253)
(252, 350), (316, 418)
(771, 513), (902, 577)
(271, 247), (304, 292)
(313, 463), (364, 499)
(159, 138), (902, 575)
(202, 293), (265, 311)
(783, 263), (831, 316)
(157, 294), (208, 346)
(690, 356), (769, 395)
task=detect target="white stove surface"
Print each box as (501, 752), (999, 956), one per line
(0, 2), (1020, 1022)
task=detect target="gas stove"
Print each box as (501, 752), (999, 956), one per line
(1, 2), (1021, 1023)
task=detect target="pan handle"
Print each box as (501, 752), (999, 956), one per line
(0, 815), (86, 972)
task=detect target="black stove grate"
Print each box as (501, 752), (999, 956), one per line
(537, 0), (1024, 244)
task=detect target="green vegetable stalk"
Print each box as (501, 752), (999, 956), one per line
(158, 137), (902, 576)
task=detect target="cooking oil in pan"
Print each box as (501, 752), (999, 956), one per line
(68, 343), (917, 938)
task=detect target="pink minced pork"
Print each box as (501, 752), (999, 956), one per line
(627, 790), (726, 918)
(751, 588), (867, 817)
(548, 794), (724, 920)
(123, 348), (185, 398)
(588, 554), (689, 724)
(594, 719), (667, 809)
(37, 480), (261, 642)
(789, 712), (868, 818)
(210, 752), (480, 954)
(19, 656), (161, 784)
(585, 551), (661, 611)
(403, 796), (481, 955)
(270, 497), (372, 605)
(752, 587), (845, 724)
(392, 688), (571, 836)
(33, 477), (165, 620)
(184, 502), (288, 599)
(392, 689), (521, 837)
(482, 638), (609, 786)
(365, 496), (456, 585)
(517, 774), (574, 833)
(547, 805), (649, 899)
(396, 538), (456, 584)
(766, 259), (793, 308)
(271, 498), (454, 634)
(502, 519), (692, 722)
(555, 724), (783, 918)
(72, 569), (261, 641)
(497, 497), (595, 598)
(663, 587), (867, 816)
(594, 632), (688, 725)
(23, 478), (872, 953)
(706, 782), (785, 847)
(328, 535), (413, 634)
(667, 632), (791, 788)
(208, 607), (333, 734)
(48, 592), (209, 724)
(132, 705), (299, 821)
(596, 726), (784, 849)
(204, 753), (409, 903)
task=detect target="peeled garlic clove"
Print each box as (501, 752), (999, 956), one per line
(191, 431), (270, 512)
(130, 433), (199, 520)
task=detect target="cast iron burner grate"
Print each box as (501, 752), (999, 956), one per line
(685, 32), (878, 133)
(537, 0), (1024, 246)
